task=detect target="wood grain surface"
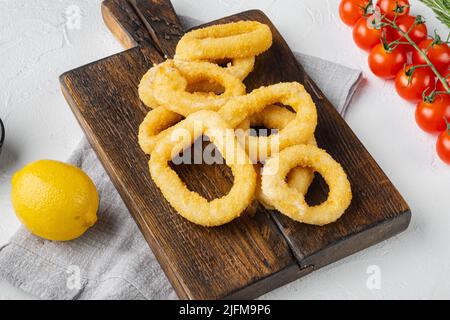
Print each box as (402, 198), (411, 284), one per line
(59, 0), (411, 299)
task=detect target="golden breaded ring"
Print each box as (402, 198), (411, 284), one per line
(139, 60), (220, 109)
(237, 105), (316, 209)
(254, 163), (315, 210)
(256, 154), (316, 210)
(138, 61), (212, 109)
(152, 60), (246, 117)
(138, 60), (246, 155)
(194, 57), (255, 80)
(223, 56), (255, 80)
(138, 107), (183, 154)
(248, 104), (295, 128)
(286, 165), (315, 196)
(149, 110), (256, 227)
(185, 57), (255, 94)
(175, 21), (272, 61)
(219, 82), (317, 161)
(138, 64), (160, 109)
(140, 58), (253, 108)
(242, 105), (317, 194)
(261, 145), (352, 226)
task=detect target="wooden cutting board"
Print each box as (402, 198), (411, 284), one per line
(60, 0), (411, 299)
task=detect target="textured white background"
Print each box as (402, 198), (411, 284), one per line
(0, 0), (449, 299)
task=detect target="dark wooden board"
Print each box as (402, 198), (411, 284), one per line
(60, 0), (411, 299)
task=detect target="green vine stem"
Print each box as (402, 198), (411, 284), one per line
(382, 14), (450, 94)
(398, 28), (450, 92)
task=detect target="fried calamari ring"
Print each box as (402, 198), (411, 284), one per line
(149, 110), (256, 227)
(140, 58), (253, 108)
(198, 57), (255, 80)
(175, 21), (272, 61)
(246, 105), (317, 181)
(221, 57), (255, 80)
(238, 105), (316, 209)
(185, 57), (255, 94)
(138, 61), (213, 109)
(152, 60), (246, 117)
(138, 64), (160, 109)
(138, 107), (184, 154)
(219, 82), (317, 161)
(254, 162), (316, 210)
(261, 145), (352, 226)
(138, 60), (246, 154)
(248, 105), (295, 129)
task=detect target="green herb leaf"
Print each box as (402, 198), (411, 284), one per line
(420, 0), (450, 28)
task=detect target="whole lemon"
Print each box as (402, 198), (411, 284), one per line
(11, 160), (99, 241)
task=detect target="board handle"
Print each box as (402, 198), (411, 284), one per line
(101, 0), (183, 59)
(129, 0), (183, 57)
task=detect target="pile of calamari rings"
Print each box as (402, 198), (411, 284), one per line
(138, 20), (352, 227)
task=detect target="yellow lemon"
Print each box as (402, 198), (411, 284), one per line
(11, 160), (99, 241)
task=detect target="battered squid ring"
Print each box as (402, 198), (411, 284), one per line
(246, 106), (317, 182)
(219, 82), (317, 161)
(199, 57), (255, 80)
(138, 64), (161, 109)
(221, 56), (255, 80)
(139, 106), (246, 155)
(236, 105), (316, 209)
(143, 59), (253, 100)
(175, 21), (273, 61)
(152, 59), (246, 116)
(149, 110), (256, 227)
(138, 57), (252, 109)
(138, 107), (184, 154)
(261, 144), (352, 226)
(185, 57), (255, 94)
(255, 161), (316, 210)
(138, 60), (247, 155)
(138, 61), (205, 109)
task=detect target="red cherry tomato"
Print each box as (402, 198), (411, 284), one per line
(376, 0), (410, 20)
(436, 69), (450, 92)
(369, 43), (407, 79)
(436, 127), (450, 165)
(395, 65), (435, 102)
(352, 15), (383, 51)
(339, 0), (369, 26)
(389, 15), (428, 51)
(412, 39), (450, 74)
(415, 95), (450, 134)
